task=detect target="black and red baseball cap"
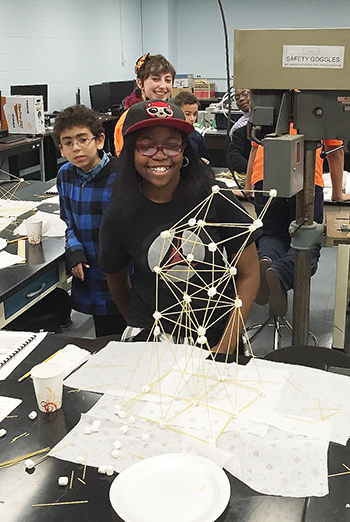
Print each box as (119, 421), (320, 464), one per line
(122, 100), (193, 136)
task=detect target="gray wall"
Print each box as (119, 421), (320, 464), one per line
(1, 0), (350, 111)
(0, 0), (142, 110)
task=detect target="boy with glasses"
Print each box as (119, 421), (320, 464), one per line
(53, 105), (126, 337)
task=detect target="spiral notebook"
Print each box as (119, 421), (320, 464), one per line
(0, 331), (47, 380)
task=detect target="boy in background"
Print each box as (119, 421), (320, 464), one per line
(53, 105), (126, 337)
(173, 91), (210, 163)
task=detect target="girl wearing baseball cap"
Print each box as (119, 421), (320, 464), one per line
(100, 100), (260, 358)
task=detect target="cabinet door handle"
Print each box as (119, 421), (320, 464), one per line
(26, 283), (46, 298)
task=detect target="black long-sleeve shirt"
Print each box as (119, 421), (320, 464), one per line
(227, 125), (251, 174)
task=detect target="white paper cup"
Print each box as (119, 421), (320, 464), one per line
(31, 362), (64, 413)
(26, 219), (43, 245)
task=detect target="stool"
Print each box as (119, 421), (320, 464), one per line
(245, 310), (318, 351)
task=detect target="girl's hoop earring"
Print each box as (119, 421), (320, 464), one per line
(182, 156), (189, 167)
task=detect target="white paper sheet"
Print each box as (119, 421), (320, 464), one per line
(0, 396), (22, 422)
(0, 250), (25, 269)
(54, 342), (350, 497)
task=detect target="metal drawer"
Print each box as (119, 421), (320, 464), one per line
(4, 266), (59, 319)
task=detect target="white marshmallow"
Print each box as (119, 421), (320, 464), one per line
(28, 411), (37, 420)
(84, 427), (92, 435)
(128, 416), (136, 424)
(183, 294), (192, 304)
(0, 428), (7, 438)
(58, 476), (69, 486)
(186, 253), (194, 262)
(77, 455), (84, 464)
(119, 425), (129, 435)
(106, 466), (115, 476)
(98, 465), (107, 474)
(153, 311), (162, 320)
(153, 326), (161, 337)
(141, 433), (150, 442)
(197, 335), (207, 345)
(208, 242), (217, 252)
(229, 266), (237, 276)
(118, 410), (127, 419)
(153, 265), (161, 273)
(211, 185), (220, 193)
(269, 189), (277, 197)
(197, 327), (206, 336)
(197, 219), (206, 227)
(253, 219), (263, 228)
(111, 449), (120, 459)
(207, 287), (217, 297)
(112, 440), (121, 450)
(188, 218), (196, 226)
(25, 459), (35, 470)
(142, 385), (150, 393)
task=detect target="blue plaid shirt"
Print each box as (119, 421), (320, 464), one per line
(57, 155), (119, 316)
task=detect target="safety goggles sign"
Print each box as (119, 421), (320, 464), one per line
(282, 45), (345, 68)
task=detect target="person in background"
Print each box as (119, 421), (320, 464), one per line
(172, 91), (210, 163)
(246, 136), (344, 316)
(53, 105), (127, 337)
(229, 89), (250, 140)
(99, 100), (260, 356)
(114, 53), (175, 156)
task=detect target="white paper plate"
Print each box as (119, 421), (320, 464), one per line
(0, 238), (7, 250)
(109, 453), (230, 522)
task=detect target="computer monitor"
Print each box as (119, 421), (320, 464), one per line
(89, 83), (112, 113)
(10, 84), (48, 112)
(109, 80), (135, 107)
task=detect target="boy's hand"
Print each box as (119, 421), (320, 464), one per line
(71, 262), (90, 281)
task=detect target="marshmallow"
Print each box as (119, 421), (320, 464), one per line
(253, 219), (263, 229)
(119, 425), (129, 435)
(160, 230), (170, 239)
(229, 266), (237, 276)
(235, 298), (242, 308)
(106, 466), (114, 476)
(118, 411), (127, 419)
(98, 465), (107, 474)
(207, 287), (217, 297)
(211, 185), (220, 193)
(112, 440), (121, 450)
(197, 219), (206, 227)
(142, 385), (150, 393)
(77, 455), (84, 464)
(128, 416), (136, 424)
(197, 327), (206, 336)
(111, 449), (120, 459)
(153, 326), (161, 337)
(25, 459), (35, 470)
(58, 476), (69, 486)
(208, 242), (217, 252)
(269, 189), (277, 197)
(197, 336), (207, 345)
(153, 311), (162, 320)
(188, 218), (196, 226)
(153, 265), (161, 273)
(28, 411), (37, 420)
(114, 405), (121, 415)
(91, 421), (100, 432)
(183, 294), (192, 304)
(0, 428), (7, 438)
(84, 427), (92, 435)
(186, 253), (194, 263)
(141, 433), (150, 442)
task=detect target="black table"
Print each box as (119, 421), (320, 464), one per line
(2, 337), (350, 521)
(0, 136), (45, 181)
(0, 180), (67, 328)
